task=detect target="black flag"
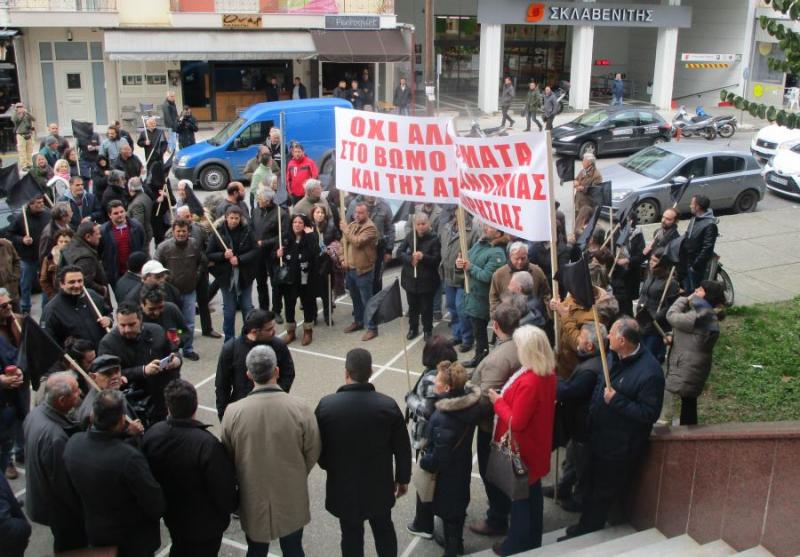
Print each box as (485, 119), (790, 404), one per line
(71, 120), (95, 146)
(555, 156), (575, 183)
(364, 279), (403, 326)
(556, 256), (594, 309)
(0, 163), (19, 197)
(576, 205), (602, 251)
(6, 174), (45, 209)
(589, 180), (613, 208)
(182, 183), (205, 218)
(17, 316), (65, 390)
(670, 177), (691, 207)
(662, 235), (684, 266)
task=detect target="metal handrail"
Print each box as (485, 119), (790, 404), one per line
(673, 84), (739, 101)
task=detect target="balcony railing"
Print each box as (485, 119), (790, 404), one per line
(5, 0), (117, 10)
(170, 0), (394, 15)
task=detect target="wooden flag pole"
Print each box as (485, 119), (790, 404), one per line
(21, 206), (29, 238)
(609, 247), (621, 277)
(401, 326), (412, 391)
(165, 183), (173, 223)
(599, 223), (620, 251)
(656, 266), (677, 314)
(545, 131), (561, 348)
(339, 194), (348, 267)
(11, 316), (21, 335)
(412, 211), (417, 279)
(328, 275), (333, 328)
(63, 353), (133, 424)
(154, 183), (168, 216)
(277, 204), (284, 267)
(456, 206), (470, 293)
(82, 286), (111, 333)
(204, 214), (230, 252)
(592, 306), (612, 389)
(43, 193), (53, 207)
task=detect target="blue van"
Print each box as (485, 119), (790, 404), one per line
(173, 97), (351, 191)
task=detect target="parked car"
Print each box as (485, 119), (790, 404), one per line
(172, 98), (352, 191)
(604, 143), (765, 224)
(551, 106), (672, 158)
(750, 123), (800, 166)
(762, 138), (800, 200)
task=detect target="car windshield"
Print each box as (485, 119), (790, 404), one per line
(572, 110), (608, 127)
(620, 146), (683, 179)
(208, 117), (246, 146)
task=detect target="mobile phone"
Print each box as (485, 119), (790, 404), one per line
(158, 355), (173, 370)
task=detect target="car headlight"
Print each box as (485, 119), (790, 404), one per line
(559, 135), (578, 142)
(612, 190), (631, 202)
(177, 156), (190, 168)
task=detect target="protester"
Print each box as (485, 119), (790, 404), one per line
(348, 195), (394, 294)
(74, 354), (143, 432)
(143, 379), (237, 557)
(11, 103), (35, 171)
(162, 90), (180, 151)
(111, 250), (145, 302)
(59, 175), (100, 229)
(46, 159), (71, 201)
(458, 224), (508, 367)
(124, 258), (182, 307)
(63, 389), (166, 556)
(611, 72), (624, 105)
(251, 187), (286, 320)
(113, 142), (144, 182)
(286, 143), (319, 205)
(38, 228), (73, 300)
(23, 372), (87, 553)
(249, 150), (274, 194)
(176, 105), (198, 149)
(542, 86), (558, 130)
(311, 202), (341, 326)
(140, 283), (190, 354)
(566, 317), (664, 539)
(398, 212), (441, 340)
(100, 200), (147, 288)
(340, 202), (379, 341)
(609, 214), (645, 317)
(268, 127), (283, 169)
(573, 153), (603, 216)
(440, 212), (478, 353)
(207, 205), (258, 340)
(276, 213), (319, 345)
(28, 153), (53, 188)
(214, 182), (250, 222)
(637, 250), (679, 363)
(98, 301), (181, 425)
(681, 194), (719, 290)
(665, 281), (725, 425)
(487, 325), (557, 555)
(315, 348), (411, 556)
(500, 76), (515, 128)
(291, 178), (334, 219)
(221, 345), (321, 557)
(0, 242), (20, 306)
(642, 208), (680, 259)
(393, 77), (412, 115)
(469, 303), (522, 537)
(6, 195), (49, 315)
(0, 306), (23, 481)
(523, 80), (543, 132)
(39, 136), (60, 167)
(0, 474), (30, 556)
(489, 242), (550, 319)
(101, 169), (130, 213)
(127, 177), (154, 250)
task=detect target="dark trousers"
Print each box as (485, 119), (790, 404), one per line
(544, 115), (555, 130)
(372, 245), (386, 294)
(477, 428), (511, 529)
(502, 481), (543, 554)
(196, 269), (213, 334)
(560, 440), (591, 502)
(254, 254), (271, 311)
(339, 511), (397, 557)
(525, 111), (543, 131)
(412, 495), (434, 532)
(501, 105), (515, 127)
(680, 397), (698, 425)
(407, 291), (434, 334)
(577, 453), (635, 534)
(642, 333), (666, 364)
(246, 529), (304, 557)
(281, 282), (316, 325)
(470, 316), (490, 356)
(52, 518), (88, 554)
(319, 273), (333, 325)
(170, 536), (222, 557)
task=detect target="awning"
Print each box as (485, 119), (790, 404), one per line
(311, 29), (409, 63)
(104, 30), (316, 61)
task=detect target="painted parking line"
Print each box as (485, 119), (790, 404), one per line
(289, 346), (420, 377)
(399, 535), (422, 557)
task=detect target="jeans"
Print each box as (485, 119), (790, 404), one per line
(339, 511), (397, 557)
(246, 529), (304, 557)
(683, 265), (705, 292)
(470, 315), (490, 355)
(395, 106), (410, 116)
(611, 95), (623, 106)
(526, 111), (543, 131)
(168, 130), (178, 152)
(179, 291), (197, 354)
(347, 269), (376, 331)
(544, 115), (555, 130)
(477, 429), (511, 530)
(502, 481), (543, 554)
(445, 286), (473, 345)
(501, 105), (515, 127)
(19, 259), (39, 313)
(220, 283), (254, 341)
(372, 245), (386, 294)
(0, 405), (16, 470)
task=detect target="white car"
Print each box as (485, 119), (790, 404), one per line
(763, 138), (800, 200)
(750, 124), (800, 165)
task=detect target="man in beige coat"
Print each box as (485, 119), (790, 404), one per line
(221, 345), (321, 557)
(340, 201), (379, 341)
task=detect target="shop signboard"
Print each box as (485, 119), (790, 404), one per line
(325, 15), (381, 30)
(478, 1), (692, 28)
(222, 14), (262, 29)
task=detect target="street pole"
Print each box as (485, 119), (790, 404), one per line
(423, 0), (435, 116)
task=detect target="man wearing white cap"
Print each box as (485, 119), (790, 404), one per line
(123, 260), (182, 307)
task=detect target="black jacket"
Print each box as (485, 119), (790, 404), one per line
(6, 207), (49, 262)
(162, 99), (179, 131)
(0, 475), (30, 557)
(98, 324), (178, 424)
(100, 183), (129, 214)
(136, 128), (167, 168)
(215, 335), (295, 419)
(398, 230), (441, 294)
(176, 114), (198, 148)
(61, 236), (109, 294)
(207, 222), (259, 289)
(315, 383), (412, 521)
(142, 418), (237, 542)
(637, 272), (680, 336)
(40, 290), (111, 349)
(63, 428), (165, 556)
(143, 301), (189, 350)
(124, 280), (182, 307)
(114, 271), (141, 303)
(251, 202), (289, 260)
(393, 85), (411, 108)
(556, 354), (601, 444)
(112, 154), (144, 181)
(99, 218), (147, 287)
(419, 386), (481, 519)
(682, 211), (718, 274)
(266, 83), (280, 102)
(588, 348), (664, 460)
(278, 231), (319, 286)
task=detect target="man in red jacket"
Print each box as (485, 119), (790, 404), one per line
(286, 143), (318, 205)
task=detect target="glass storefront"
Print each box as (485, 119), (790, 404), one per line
(435, 15), (481, 93)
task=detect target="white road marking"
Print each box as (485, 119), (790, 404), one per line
(289, 346), (420, 377)
(399, 535), (422, 557)
(197, 404), (217, 415)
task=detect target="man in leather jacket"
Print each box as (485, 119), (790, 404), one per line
(681, 195), (718, 290)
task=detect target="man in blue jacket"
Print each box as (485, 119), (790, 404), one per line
(99, 200), (146, 288)
(611, 73), (624, 105)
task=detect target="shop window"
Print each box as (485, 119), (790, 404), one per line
(122, 75), (143, 87)
(752, 41), (785, 84)
(146, 75), (167, 86)
(54, 41), (89, 61)
(90, 42), (103, 61)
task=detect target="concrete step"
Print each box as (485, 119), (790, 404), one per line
(734, 547), (776, 557)
(690, 540), (738, 557)
(560, 528), (667, 557)
(467, 524), (635, 556)
(615, 534), (700, 557)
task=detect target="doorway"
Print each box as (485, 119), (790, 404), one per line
(55, 62), (95, 134)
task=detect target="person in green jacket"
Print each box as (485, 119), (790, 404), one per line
(456, 224), (509, 367)
(524, 80), (543, 132)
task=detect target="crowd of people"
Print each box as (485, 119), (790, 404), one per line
(0, 94), (729, 557)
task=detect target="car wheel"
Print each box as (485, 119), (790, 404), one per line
(578, 141), (597, 158)
(653, 136), (668, 144)
(199, 164), (229, 192)
(634, 198), (660, 225)
(733, 189), (759, 214)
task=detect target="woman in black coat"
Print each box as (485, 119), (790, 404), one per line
(276, 213), (319, 346)
(636, 249), (680, 363)
(310, 203), (340, 326)
(408, 361), (481, 557)
(398, 212), (442, 340)
(91, 155), (110, 200)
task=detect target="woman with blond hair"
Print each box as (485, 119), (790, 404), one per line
(487, 325), (557, 555)
(47, 158), (71, 200)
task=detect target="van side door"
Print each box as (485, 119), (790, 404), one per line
(228, 119), (273, 181)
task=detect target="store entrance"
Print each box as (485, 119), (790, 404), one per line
(503, 25), (568, 89)
(321, 62), (375, 97)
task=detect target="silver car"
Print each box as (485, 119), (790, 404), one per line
(605, 143), (765, 224)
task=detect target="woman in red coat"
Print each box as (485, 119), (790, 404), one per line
(488, 325), (557, 555)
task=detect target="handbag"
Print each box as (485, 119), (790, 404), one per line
(274, 264), (293, 286)
(413, 423), (472, 503)
(486, 419), (530, 501)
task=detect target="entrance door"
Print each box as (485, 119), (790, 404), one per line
(55, 62), (95, 134)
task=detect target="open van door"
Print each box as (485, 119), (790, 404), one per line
(228, 119), (274, 181)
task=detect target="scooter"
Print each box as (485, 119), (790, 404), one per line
(713, 115), (737, 139)
(553, 81), (570, 114)
(672, 105), (717, 140)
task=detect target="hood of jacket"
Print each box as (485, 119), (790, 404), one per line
(481, 233), (510, 248)
(435, 384), (481, 416)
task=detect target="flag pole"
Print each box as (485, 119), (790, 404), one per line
(609, 247), (621, 277)
(83, 286), (111, 333)
(456, 206), (469, 293)
(154, 183), (168, 216)
(340, 194), (348, 267)
(656, 266), (677, 313)
(328, 275), (332, 328)
(277, 204), (284, 267)
(599, 223), (620, 251)
(592, 305), (612, 389)
(205, 214), (230, 252)
(412, 211), (417, 279)
(545, 131), (561, 349)
(21, 206), (29, 238)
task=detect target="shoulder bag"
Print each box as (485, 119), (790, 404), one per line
(413, 423), (472, 503)
(486, 418), (530, 501)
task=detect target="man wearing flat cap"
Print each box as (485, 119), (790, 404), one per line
(76, 354), (143, 436)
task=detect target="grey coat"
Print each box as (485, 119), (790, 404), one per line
(543, 92), (559, 118)
(128, 191), (154, 252)
(500, 83), (515, 108)
(665, 296), (721, 398)
(439, 219), (480, 288)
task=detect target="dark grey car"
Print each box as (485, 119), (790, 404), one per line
(605, 143), (765, 224)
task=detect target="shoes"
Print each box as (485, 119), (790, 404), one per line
(524, 128), (531, 132)
(285, 326), (297, 344)
(13, 453), (23, 465)
(463, 351), (487, 368)
(448, 338), (461, 347)
(302, 328), (313, 346)
(324, 317), (334, 326)
(492, 541), (507, 556)
(542, 484), (570, 500)
(202, 330), (222, 339)
(433, 311), (443, 320)
(557, 524), (583, 542)
(560, 497), (583, 513)
(423, 332), (432, 342)
(458, 343), (473, 354)
(183, 351), (200, 362)
(468, 519), (507, 537)
(361, 330), (378, 341)
(274, 314), (284, 325)
(406, 522), (433, 540)
(407, 329), (419, 341)
(343, 322), (364, 334)
(5, 464), (18, 480)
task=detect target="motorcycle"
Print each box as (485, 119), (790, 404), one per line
(713, 115), (737, 139)
(553, 80), (570, 114)
(707, 252), (735, 306)
(464, 106), (509, 138)
(672, 105), (717, 140)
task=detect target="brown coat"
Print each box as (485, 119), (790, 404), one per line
(343, 218), (378, 275)
(574, 165), (603, 215)
(0, 239), (20, 300)
(470, 338), (521, 432)
(555, 286), (618, 378)
(220, 384), (321, 543)
(39, 254), (59, 300)
(488, 263), (551, 317)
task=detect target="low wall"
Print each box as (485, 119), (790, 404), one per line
(626, 422), (800, 557)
